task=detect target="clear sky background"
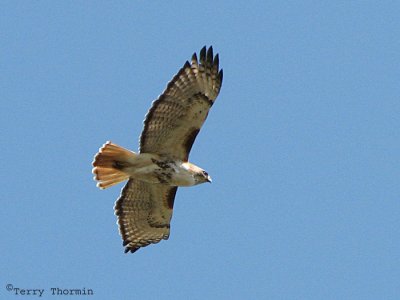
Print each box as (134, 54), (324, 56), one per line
(1, 1), (399, 299)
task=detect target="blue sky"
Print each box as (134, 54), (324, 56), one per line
(1, 1), (399, 299)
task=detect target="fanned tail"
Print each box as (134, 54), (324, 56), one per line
(92, 141), (136, 189)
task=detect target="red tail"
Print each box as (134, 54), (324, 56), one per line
(92, 141), (136, 189)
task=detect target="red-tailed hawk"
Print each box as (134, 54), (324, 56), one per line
(92, 46), (223, 253)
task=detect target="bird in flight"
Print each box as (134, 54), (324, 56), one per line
(92, 46), (223, 253)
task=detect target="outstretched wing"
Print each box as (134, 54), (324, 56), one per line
(139, 46), (223, 161)
(114, 179), (178, 253)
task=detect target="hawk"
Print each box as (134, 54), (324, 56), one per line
(92, 46), (223, 253)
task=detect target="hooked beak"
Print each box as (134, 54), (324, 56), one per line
(206, 175), (212, 183)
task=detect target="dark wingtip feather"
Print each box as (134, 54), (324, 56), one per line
(123, 240), (140, 253)
(213, 53), (219, 71)
(199, 46), (207, 64)
(214, 53), (219, 65)
(124, 246), (139, 254)
(191, 52), (198, 64)
(206, 46), (214, 65)
(219, 69), (223, 82)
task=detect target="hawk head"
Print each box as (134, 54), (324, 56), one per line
(196, 169), (212, 184)
(183, 162), (212, 184)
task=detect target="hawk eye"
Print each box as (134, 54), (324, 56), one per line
(202, 171), (208, 177)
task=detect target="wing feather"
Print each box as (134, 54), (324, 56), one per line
(114, 179), (178, 253)
(139, 46), (223, 161)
